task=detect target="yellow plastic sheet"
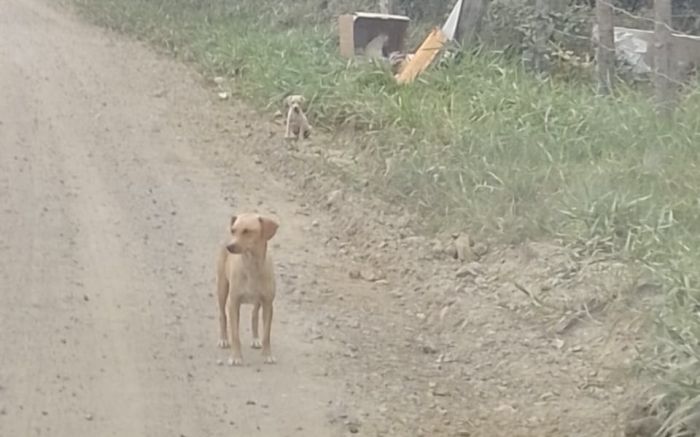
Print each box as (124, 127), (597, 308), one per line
(395, 27), (447, 84)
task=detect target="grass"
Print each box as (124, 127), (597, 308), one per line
(67, 0), (700, 432)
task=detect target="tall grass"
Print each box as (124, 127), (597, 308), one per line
(69, 0), (700, 432)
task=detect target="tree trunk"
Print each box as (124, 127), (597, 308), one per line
(654, 0), (675, 118)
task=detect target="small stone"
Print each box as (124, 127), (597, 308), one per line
(442, 245), (457, 259)
(456, 262), (481, 278)
(346, 419), (361, 434)
(421, 344), (438, 354)
(472, 242), (488, 257)
(176, 240), (184, 246)
(213, 76), (225, 85)
(624, 416), (662, 437)
(84, 413), (93, 421)
(456, 267), (472, 278)
(439, 305), (450, 321)
(494, 404), (516, 413)
(360, 268), (385, 282)
(539, 392), (555, 401)
(389, 290), (403, 299)
(245, 400), (256, 406)
(326, 190), (343, 208)
(432, 387), (449, 397)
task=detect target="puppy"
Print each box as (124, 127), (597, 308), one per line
(284, 95), (312, 140)
(216, 213), (279, 365)
(364, 33), (389, 60)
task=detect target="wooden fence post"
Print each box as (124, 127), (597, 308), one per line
(533, 0), (550, 75)
(456, 0), (487, 45)
(654, 0), (675, 118)
(379, 0), (393, 14)
(596, 0), (615, 95)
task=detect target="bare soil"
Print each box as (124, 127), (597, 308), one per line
(0, 1), (651, 436)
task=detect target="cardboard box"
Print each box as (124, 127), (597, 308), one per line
(338, 12), (410, 58)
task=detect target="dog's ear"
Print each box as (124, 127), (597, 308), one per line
(230, 215), (238, 229)
(283, 95), (292, 107)
(258, 216), (279, 241)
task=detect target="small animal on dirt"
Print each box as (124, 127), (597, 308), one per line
(216, 213), (279, 366)
(284, 94), (312, 140)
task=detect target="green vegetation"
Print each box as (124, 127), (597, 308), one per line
(69, 0), (700, 431)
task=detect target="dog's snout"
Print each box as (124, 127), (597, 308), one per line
(293, 106), (300, 114)
(226, 243), (240, 254)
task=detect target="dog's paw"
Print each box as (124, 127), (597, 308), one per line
(228, 356), (243, 366)
(250, 339), (262, 349)
(217, 339), (230, 349)
(263, 355), (276, 365)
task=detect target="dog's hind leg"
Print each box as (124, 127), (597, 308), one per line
(250, 302), (262, 349)
(216, 273), (230, 348)
(261, 300), (275, 364)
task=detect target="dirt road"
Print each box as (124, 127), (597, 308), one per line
(0, 0), (644, 436)
(0, 1), (346, 435)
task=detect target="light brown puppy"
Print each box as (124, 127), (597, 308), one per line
(216, 213), (279, 366)
(284, 95), (312, 140)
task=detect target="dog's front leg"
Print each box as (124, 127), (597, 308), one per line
(216, 275), (230, 348)
(284, 109), (295, 139)
(251, 303), (262, 349)
(261, 300), (275, 364)
(227, 296), (243, 366)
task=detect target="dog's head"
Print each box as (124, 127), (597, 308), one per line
(226, 213), (279, 254)
(284, 95), (306, 114)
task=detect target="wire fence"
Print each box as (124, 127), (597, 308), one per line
(519, 0), (700, 112)
(598, 0), (698, 35)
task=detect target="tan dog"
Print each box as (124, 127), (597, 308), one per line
(216, 213), (279, 365)
(284, 95), (312, 140)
